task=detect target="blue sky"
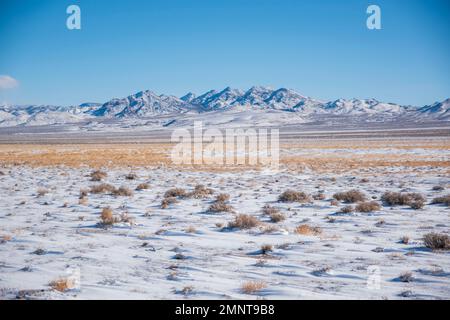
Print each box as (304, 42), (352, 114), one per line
(0, 0), (449, 106)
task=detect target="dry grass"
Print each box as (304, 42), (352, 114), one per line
(189, 184), (214, 198)
(423, 233), (450, 250)
(355, 201), (381, 212)
(400, 236), (410, 244)
(100, 207), (117, 225)
(208, 201), (234, 213)
(333, 190), (366, 203)
(261, 244), (273, 255)
(398, 272), (414, 283)
(90, 183), (116, 194)
(136, 183), (150, 191)
(215, 193), (230, 202)
(294, 224), (322, 236)
(431, 194), (450, 207)
(262, 204), (279, 215)
(313, 193), (326, 200)
(241, 281), (267, 294)
(49, 277), (76, 292)
(37, 188), (49, 197)
(278, 190), (312, 203)
(125, 173), (138, 180)
(161, 197), (178, 209)
(228, 214), (260, 229)
(381, 192), (425, 208)
(269, 212), (286, 223)
(339, 205), (355, 214)
(164, 188), (187, 198)
(112, 186), (134, 197)
(90, 170), (107, 181)
(185, 226), (197, 233)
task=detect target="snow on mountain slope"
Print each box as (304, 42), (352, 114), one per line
(93, 90), (191, 117)
(0, 87), (448, 128)
(417, 98), (450, 120)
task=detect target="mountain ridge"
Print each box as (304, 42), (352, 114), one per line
(0, 87), (449, 127)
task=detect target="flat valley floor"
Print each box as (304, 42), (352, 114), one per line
(0, 125), (449, 299)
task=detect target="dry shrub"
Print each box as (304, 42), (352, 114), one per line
(381, 192), (425, 207)
(180, 286), (194, 295)
(100, 207), (117, 225)
(294, 224), (322, 236)
(0, 234), (12, 244)
(339, 205), (355, 214)
(360, 178), (370, 183)
(330, 199), (339, 206)
(37, 188), (49, 197)
(269, 212), (286, 223)
(161, 197), (178, 209)
(79, 189), (88, 198)
(423, 233), (450, 250)
(241, 281), (267, 294)
(262, 204), (279, 215)
(78, 197), (88, 205)
(228, 214), (260, 229)
(185, 226), (197, 233)
(355, 201), (381, 213)
(112, 186), (133, 197)
(333, 190), (366, 203)
(90, 170), (107, 181)
(400, 236), (410, 244)
(90, 183), (116, 194)
(136, 183), (149, 191)
(215, 193), (230, 202)
(261, 225), (279, 234)
(278, 190), (312, 203)
(261, 244), (273, 254)
(49, 277), (76, 292)
(313, 193), (326, 200)
(164, 188), (187, 198)
(399, 272), (414, 283)
(431, 194), (450, 207)
(125, 173), (138, 180)
(189, 185), (214, 198)
(208, 201), (234, 213)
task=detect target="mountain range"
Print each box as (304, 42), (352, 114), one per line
(0, 86), (449, 128)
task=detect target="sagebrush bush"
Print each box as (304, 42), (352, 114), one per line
(269, 212), (286, 223)
(339, 205), (355, 213)
(208, 201), (234, 213)
(355, 201), (381, 212)
(241, 281), (266, 294)
(136, 183), (149, 191)
(49, 277), (76, 292)
(161, 197), (178, 209)
(215, 193), (230, 202)
(164, 188), (187, 198)
(90, 183), (116, 194)
(100, 207), (117, 225)
(90, 170), (107, 181)
(228, 214), (260, 229)
(189, 184), (214, 198)
(313, 193), (326, 200)
(37, 188), (49, 197)
(294, 224), (322, 235)
(423, 233), (450, 250)
(278, 190), (312, 203)
(431, 194), (450, 207)
(112, 186), (133, 197)
(261, 244), (273, 254)
(333, 190), (366, 203)
(381, 192), (425, 208)
(262, 204), (279, 215)
(125, 173), (138, 180)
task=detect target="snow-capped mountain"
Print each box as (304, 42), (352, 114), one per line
(417, 98), (450, 120)
(0, 87), (449, 127)
(93, 90), (191, 117)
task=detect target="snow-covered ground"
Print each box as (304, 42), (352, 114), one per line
(0, 162), (449, 299)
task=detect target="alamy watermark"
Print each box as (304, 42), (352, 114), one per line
(170, 122), (279, 170)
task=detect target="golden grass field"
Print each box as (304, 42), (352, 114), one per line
(0, 138), (448, 173)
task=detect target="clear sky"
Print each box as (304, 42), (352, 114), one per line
(0, 0), (449, 106)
